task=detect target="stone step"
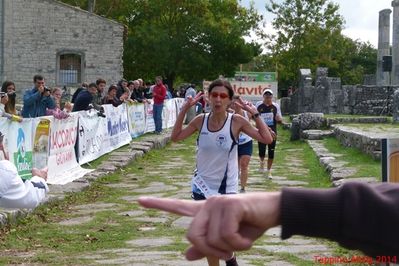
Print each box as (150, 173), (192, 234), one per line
(302, 129), (334, 140)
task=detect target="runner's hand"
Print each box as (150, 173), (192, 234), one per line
(183, 92), (203, 110)
(235, 98), (258, 116)
(139, 192), (281, 261)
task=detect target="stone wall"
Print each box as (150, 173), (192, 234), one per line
(2, 0), (124, 98)
(332, 125), (382, 160)
(342, 85), (396, 115)
(286, 68), (399, 115)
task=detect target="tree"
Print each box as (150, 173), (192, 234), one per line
(60, 0), (262, 89)
(124, 0), (261, 89)
(265, 0), (345, 88)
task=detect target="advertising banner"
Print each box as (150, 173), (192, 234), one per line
(145, 102), (155, 133)
(127, 103), (146, 138)
(164, 99), (177, 129)
(8, 120), (34, 180)
(33, 118), (51, 170)
(102, 104), (131, 151)
(77, 110), (108, 165)
(47, 114), (92, 184)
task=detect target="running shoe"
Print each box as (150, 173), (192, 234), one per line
(267, 170), (273, 179)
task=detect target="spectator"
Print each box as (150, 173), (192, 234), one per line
(102, 85), (126, 107)
(131, 80), (145, 103)
(139, 181), (399, 260)
(1, 81), (18, 115)
(116, 79), (128, 99)
(93, 78), (107, 109)
(152, 76), (167, 134)
(46, 88), (69, 119)
(0, 92), (22, 122)
(143, 81), (153, 99)
(72, 83), (98, 112)
(21, 75), (55, 118)
(71, 82), (89, 104)
(0, 160), (49, 209)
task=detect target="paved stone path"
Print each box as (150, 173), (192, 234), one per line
(0, 133), (362, 265)
(69, 140), (345, 265)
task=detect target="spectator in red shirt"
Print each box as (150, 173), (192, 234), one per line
(152, 76), (167, 134)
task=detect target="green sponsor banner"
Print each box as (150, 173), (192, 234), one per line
(13, 151), (33, 180)
(229, 72), (277, 82)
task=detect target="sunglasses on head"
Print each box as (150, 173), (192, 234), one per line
(210, 92), (229, 99)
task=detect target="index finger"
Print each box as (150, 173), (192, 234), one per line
(138, 197), (203, 217)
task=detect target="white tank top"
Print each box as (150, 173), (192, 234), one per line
(193, 112), (238, 195)
(238, 111), (252, 145)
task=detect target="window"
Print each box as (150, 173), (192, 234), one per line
(57, 52), (84, 85)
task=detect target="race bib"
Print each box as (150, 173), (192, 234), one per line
(193, 174), (219, 198)
(261, 113), (274, 126)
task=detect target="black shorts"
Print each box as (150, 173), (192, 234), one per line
(191, 191), (237, 201)
(238, 140), (253, 157)
(192, 191), (206, 201)
(258, 140), (276, 159)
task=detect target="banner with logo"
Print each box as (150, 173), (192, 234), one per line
(0, 118), (10, 162)
(102, 104), (131, 151)
(33, 118), (50, 170)
(203, 72), (278, 103)
(164, 99), (177, 128)
(174, 98), (185, 116)
(127, 103), (146, 138)
(77, 110), (108, 165)
(47, 113), (92, 184)
(8, 120), (34, 180)
(382, 138), (399, 183)
(145, 102), (155, 133)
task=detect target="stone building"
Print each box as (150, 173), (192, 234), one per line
(0, 0), (124, 98)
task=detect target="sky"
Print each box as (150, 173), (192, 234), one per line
(240, 0), (394, 48)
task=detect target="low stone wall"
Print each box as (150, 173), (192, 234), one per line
(287, 67), (399, 116)
(332, 125), (381, 160)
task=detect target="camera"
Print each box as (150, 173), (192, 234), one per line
(0, 92), (6, 98)
(7, 91), (16, 100)
(97, 106), (106, 118)
(87, 104), (106, 118)
(44, 86), (51, 92)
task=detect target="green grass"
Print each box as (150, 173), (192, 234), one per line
(337, 123), (399, 130)
(322, 137), (381, 179)
(0, 135), (197, 265)
(0, 128), (371, 264)
(274, 125), (331, 188)
(323, 114), (391, 119)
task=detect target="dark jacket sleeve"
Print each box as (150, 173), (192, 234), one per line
(281, 182), (399, 257)
(72, 91), (92, 112)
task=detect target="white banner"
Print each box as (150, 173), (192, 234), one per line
(164, 99), (177, 128)
(103, 104), (131, 151)
(145, 102), (155, 133)
(127, 103), (146, 138)
(47, 113), (92, 185)
(77, 110), (108, 165)
(32, 117), (51, 170)
(0, 119), (34, 180)
(203, 80), (278, 103)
